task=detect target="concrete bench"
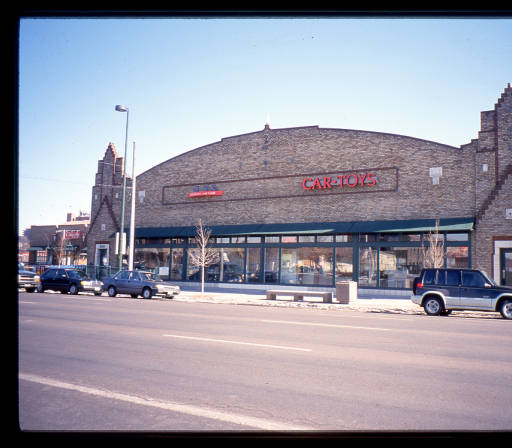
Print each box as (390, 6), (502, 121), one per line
(266, 289), (333, 303)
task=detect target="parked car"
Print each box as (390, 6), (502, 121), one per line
(411, 268), (512, 319)
(37, 268), (103, 295)
(102, 270), (181, 299)
(18, 263), (40, 293)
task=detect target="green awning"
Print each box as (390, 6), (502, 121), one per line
(134, 217), (474, 239)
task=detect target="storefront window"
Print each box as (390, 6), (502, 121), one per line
(359, 247), (377, 287)
(170, 248), (183, 281)
(318, 235), (334, 243)
(36, 250), (48, 264)
(134, 248), (170, 280)
(446, 246), (469, 268)
(446, 233), (468, 242)
(336, 234), (352, 242)
(215, 248), (244, 282)
(335, 247), (353, 282)
(359, 234), (377, 242)
(299, 236), (315, 243)
(186, 248), (245, 282)
(281, 247), (333, 285)
(264, 247), (279, 283)
(379, 247), (422, 288)
(175, 231), (471, 289)
(186, 248), (201, 281)
(379, 233), (421, 242)
(246, 248), (261, 283)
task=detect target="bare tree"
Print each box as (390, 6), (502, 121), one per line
(56, 231), (68, 266)
(187, 219), (218, 296)
(422, 220), (445, 269)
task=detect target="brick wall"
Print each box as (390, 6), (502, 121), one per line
(136, 126), (475, 228)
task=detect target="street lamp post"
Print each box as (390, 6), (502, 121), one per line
(128, 141), (136, 271)
(115, 105), (129, 271)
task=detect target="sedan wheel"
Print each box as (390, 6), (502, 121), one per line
(500, 300), (512, 319)
(142, 287), (152, 299)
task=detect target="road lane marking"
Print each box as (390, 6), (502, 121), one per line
(163, 334), (312, 352)
(260, 319), (392, 332)
(19, 373), (313, 431)
(64, 296), (111, 302)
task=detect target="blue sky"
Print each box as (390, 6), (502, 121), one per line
(18, 15), (512, 233)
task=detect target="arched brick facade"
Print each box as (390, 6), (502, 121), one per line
(87, 84), (512, 288)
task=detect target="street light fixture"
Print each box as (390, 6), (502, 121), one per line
(115, 105), (128, 113)
(115, 104), (129, 271)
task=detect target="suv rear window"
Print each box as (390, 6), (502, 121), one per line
(423, 269), (436, 284)
(41, 269), (56, 279)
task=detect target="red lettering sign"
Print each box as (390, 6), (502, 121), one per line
(302, 172), (377, 190)
(187, 190), (224, 198)
(64, 229), (82, 239)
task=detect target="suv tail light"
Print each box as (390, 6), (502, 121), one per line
(416, 282), (423, 289)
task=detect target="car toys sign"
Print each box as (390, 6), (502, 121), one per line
(302, 172), (377, 190)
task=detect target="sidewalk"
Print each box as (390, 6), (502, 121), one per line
(174, 286), (421, 315)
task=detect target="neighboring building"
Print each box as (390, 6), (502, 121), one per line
(86, 84), (512, 289)
(85, 142), (133, 271)
(27, 212), (90, 269)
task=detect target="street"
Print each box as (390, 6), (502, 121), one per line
(18, 291), (512, 433)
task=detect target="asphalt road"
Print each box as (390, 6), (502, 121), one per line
(18, 291), (512, 434)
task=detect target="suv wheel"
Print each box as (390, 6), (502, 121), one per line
(499, 299), (512, 320)
(423, 296), (444, 316)
(107, 286), (117, 297)
(69, 284), (79, 295)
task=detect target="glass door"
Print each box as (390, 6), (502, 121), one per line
(500, 249), (512, 286)
(359, 247), (377, 287)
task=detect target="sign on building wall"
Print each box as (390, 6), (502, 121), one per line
(162, 167), (398, 206)
(64, 229), (82, 239)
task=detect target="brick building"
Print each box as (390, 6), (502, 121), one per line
(86, 84), (512, 289)
(27, 212), (90, 268)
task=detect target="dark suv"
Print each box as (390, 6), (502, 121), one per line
(411, 268), (512, 319)
(38, 268), (103, 295)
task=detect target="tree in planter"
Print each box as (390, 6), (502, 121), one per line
(421, 220), (445, 269)
(187, 219), (218, 296)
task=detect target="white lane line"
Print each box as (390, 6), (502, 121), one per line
(260, 319), (392, 332)
(163, 334), (312, 352)
(19, 373), (312, 431)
